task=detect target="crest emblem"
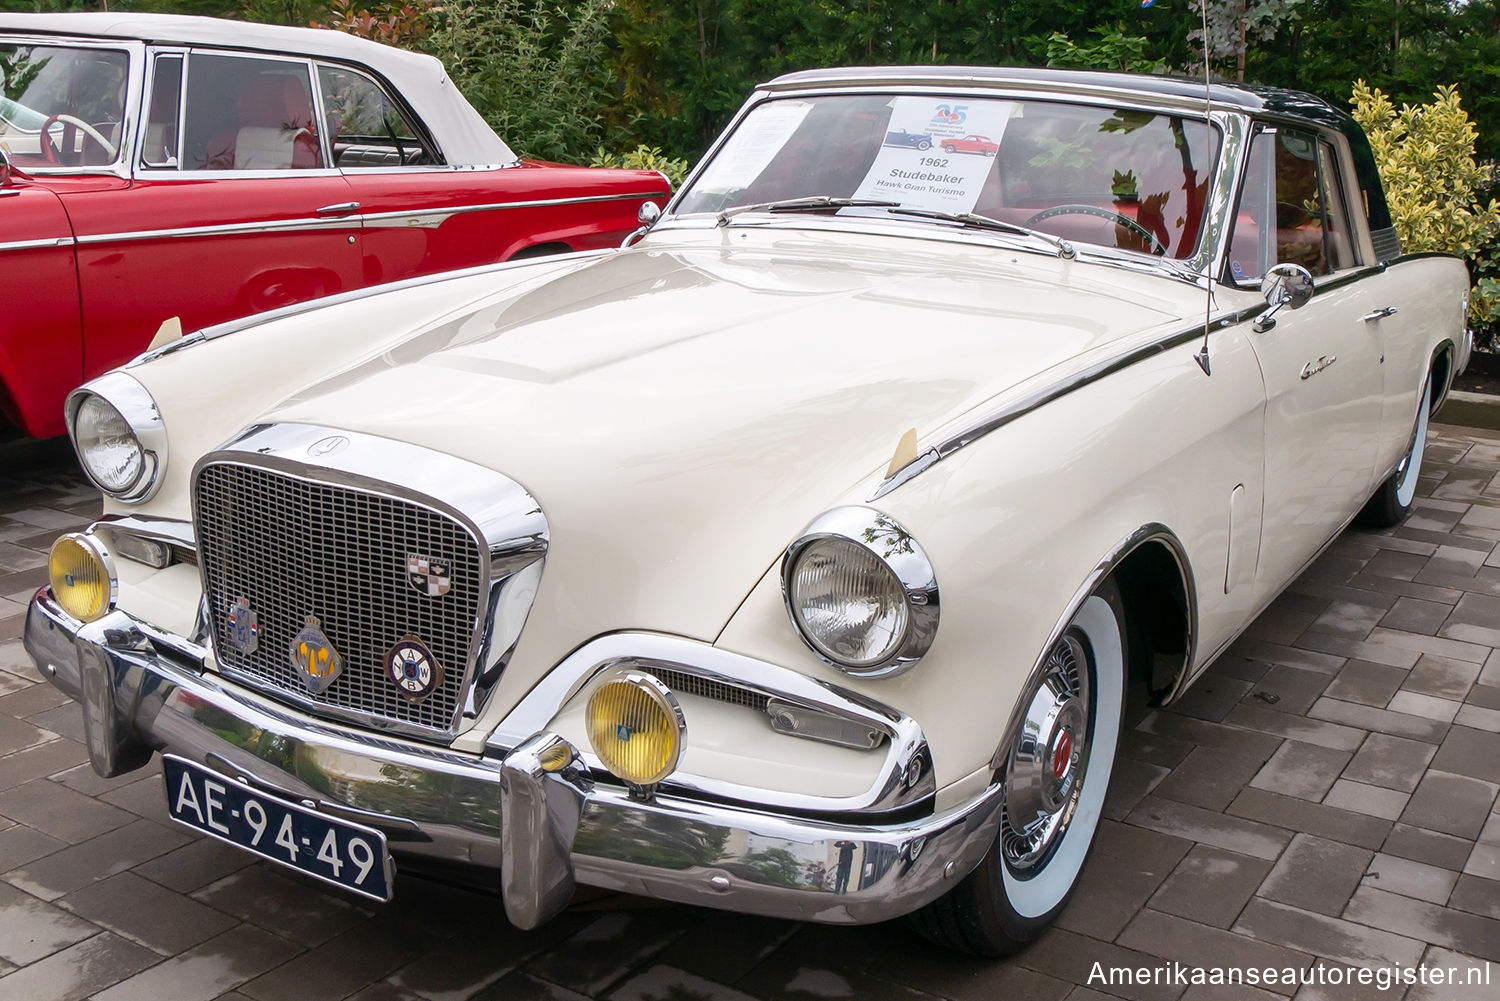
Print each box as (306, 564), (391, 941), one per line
(384, 636), (444, 703)
(307, 435), (349, 457)
(225, 597), (259, 655)
(406, 554), (451, 597)
(290, 616), (343, 695)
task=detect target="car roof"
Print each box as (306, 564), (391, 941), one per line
(763, 65), (1352, 131)
(0, 12), (516, 166)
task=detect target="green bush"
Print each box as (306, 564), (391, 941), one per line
(1351, 81), (1500, 347)
(589, 144), (689, 189)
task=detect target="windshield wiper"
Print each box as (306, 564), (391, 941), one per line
(886, 206), (1077, 260)
(716, 196), (900, 227)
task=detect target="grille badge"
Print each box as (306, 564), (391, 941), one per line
(290, 616), (344, 695)
(406, 554), (451, 597)
(225, 597), (259, 655)
(384, 636), (443, 703)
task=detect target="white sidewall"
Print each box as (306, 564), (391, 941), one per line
(1395, 377), (1431, 509)
(1001, 594), (1124, 918)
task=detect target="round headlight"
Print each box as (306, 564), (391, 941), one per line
(789, 537), (908, 668)
(73, 395), (144, 494)
(48, 533), (116, 623)
(782, 507), (939, 677)
(585, 673), (685, 787)
(65, 373), (168, 503)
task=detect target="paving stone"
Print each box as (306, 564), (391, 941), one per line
(1344, 886), (1500, 962)
(1429, 725), (1500, 785)
(1382, 822), (1477, 871)
(605, 965), (762, 1001)
(1400, 770), (1499, 840)
(1402, 654), (1482, 702)
(1448, 873), (1500, 920)
(1367, 627), (1491, 665)
(1464, 842), (1500, 882)
(0, 821), (64, 873)
(1296, 632), (1419, 669)
(1170, 676), (1255, 723)
(1221, 705), (1366, 751)
(0, 681), (69, 719)
(240, 916), (443, 1001)
(735, 956), (947, 1001)
(133, 834), (254, 894)
(1379, 596), (1455, 635)
(1387, 691), (1462, 722)
(1239, 665), (1330, 716)
(1057, 822), (1192, 940)
(1125, 796), (1292, 861)
(524, 910), (690, 997)
(1234, 896), (1424, 968)
(1342, 733), (1438, 793)
(1134, 713), (1282, 760)
(388, 912), (590, 1001)
(0, 735), (87, 795)
(59, 871), (236, 956)
(1147, 844), (1273, 929)
(1227, 788), (1392, 851)
(92, 924), (301, 1001)
(1309, 698), (1450, 743)
(1310, 601), (1386, 640)
(1225, 639), (1346, 675)
(1455, 703), (1500, 733)
(1250, 742), (1352, 802)
(0, 778), (133, 844)
(4, 818), (191, 901)
(470, 971), (592, 1001)
(1290, 960), (1407, 1001)
(193, 865), (371, 948)
(1363, 549), (1430, 581)
(0, 880), (99, 965)
(655, 911), (797, 984)
(1256, 833), (1372, 917)
(1018, 928), (1186, 1001)
(1404, 946), (1498, 1001)
(1119, 730), (1196, 769)
(1360, 852), (1458, 905)
(24, 703), (82, 743)
(1119, 908), (1314, 978)
(1104, 757), (1172, 821)
(1155, 747), (1267, 812)
(1321, 780), (1410, 821)
(1323, 661), (1408, 708)
(0, 932), (160, 1001)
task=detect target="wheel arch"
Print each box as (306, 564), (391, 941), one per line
(987, 522), (1197, 773)
(1428, 338), (1455, 414)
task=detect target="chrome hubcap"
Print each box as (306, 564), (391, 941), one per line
(1001, 632), (1091, 873)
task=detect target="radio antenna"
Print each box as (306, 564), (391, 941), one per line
(1192, 0), (1214, 376)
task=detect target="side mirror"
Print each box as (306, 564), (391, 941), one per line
(1253, 263), (1314, 333)
(622, 201), (662, 249)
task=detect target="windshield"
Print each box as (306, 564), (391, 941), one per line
(675, 94), (1221, 260)
(0, 44), (129, 169)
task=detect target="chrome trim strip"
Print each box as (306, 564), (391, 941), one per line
(357, 190), (667, 228)
(989, 523), (1198, 771)
(75, 214), (360, 245)
(486, 632), (935, 816)
(0, 236), (75, 253)
(93, 514), (195, 552)
(869, 305), (1265, 501)
(781, 506), (939, 678)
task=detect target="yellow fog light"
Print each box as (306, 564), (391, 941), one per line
(585, 672), (685, 788)
(48, 534), (116, 623)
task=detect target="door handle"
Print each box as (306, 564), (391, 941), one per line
(1361, 306), (1398, 322)
(316, 201), (361, 215)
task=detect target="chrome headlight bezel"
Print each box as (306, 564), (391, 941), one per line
(65, 372), (168, 504)
(781, 506), (939, 678)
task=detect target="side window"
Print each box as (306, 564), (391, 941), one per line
(181, 53), (323, 171)
(141, 54), (182, 168)
(317, 64), (438, 167)
(1227, 127), (1360, 283)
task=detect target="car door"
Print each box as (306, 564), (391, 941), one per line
(1228, 124), (1383, 594)
(62, 48), (361, 378)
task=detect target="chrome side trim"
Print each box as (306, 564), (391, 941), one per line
(357, 190), (668, 228)
(128, 249), (614, 367)
(486, 632), (935, 817)
(192, 423), (548, 739)
(0, 236), (76, 253)
(869, 306), (1265, 501)
(780, 506), (939, 679)
(75, 214), (361, 245)
(990, 523), (1198, 771)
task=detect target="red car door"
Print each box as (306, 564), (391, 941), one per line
(61, 49), (361, 379)
(314, 62), (664, 285)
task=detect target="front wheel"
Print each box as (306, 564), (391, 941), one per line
(909, 580), (1126, 955)
(1358, 374), (1432, 528)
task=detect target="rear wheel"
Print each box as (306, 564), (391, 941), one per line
(1358, 374), (1432, 528)
(909, 580), (1126, 955)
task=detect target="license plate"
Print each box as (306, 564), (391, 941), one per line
(161, 755), (393, 901)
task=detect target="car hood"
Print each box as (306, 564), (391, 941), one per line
(256, 229), (1194, 716)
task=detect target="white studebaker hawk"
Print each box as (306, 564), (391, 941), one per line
(26, 66), (1469, 955)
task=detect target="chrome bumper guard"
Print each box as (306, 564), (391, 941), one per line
(25, 590), (1004, 928)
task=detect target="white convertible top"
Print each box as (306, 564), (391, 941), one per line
(0, 12), (517, 166)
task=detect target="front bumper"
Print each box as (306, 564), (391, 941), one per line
(24, 589), (1004, 928)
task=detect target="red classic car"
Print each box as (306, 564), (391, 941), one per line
(0, 13), (670, 438)
(942, 135), (998, 156)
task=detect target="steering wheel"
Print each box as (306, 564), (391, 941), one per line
(1023, 203), (1168, 257)
(40, 113), (119, 164)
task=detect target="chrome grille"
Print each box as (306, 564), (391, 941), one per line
(194, 462), (483, 740)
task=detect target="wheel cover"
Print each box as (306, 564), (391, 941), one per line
(1001, 631), (1091, 873)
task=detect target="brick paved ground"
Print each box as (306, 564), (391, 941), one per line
(1, 428), (1499, 1001)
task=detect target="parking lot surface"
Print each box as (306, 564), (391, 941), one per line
(0, 428), (1498, 1001)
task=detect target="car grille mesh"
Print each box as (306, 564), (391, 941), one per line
(195, 462), (483, 740)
